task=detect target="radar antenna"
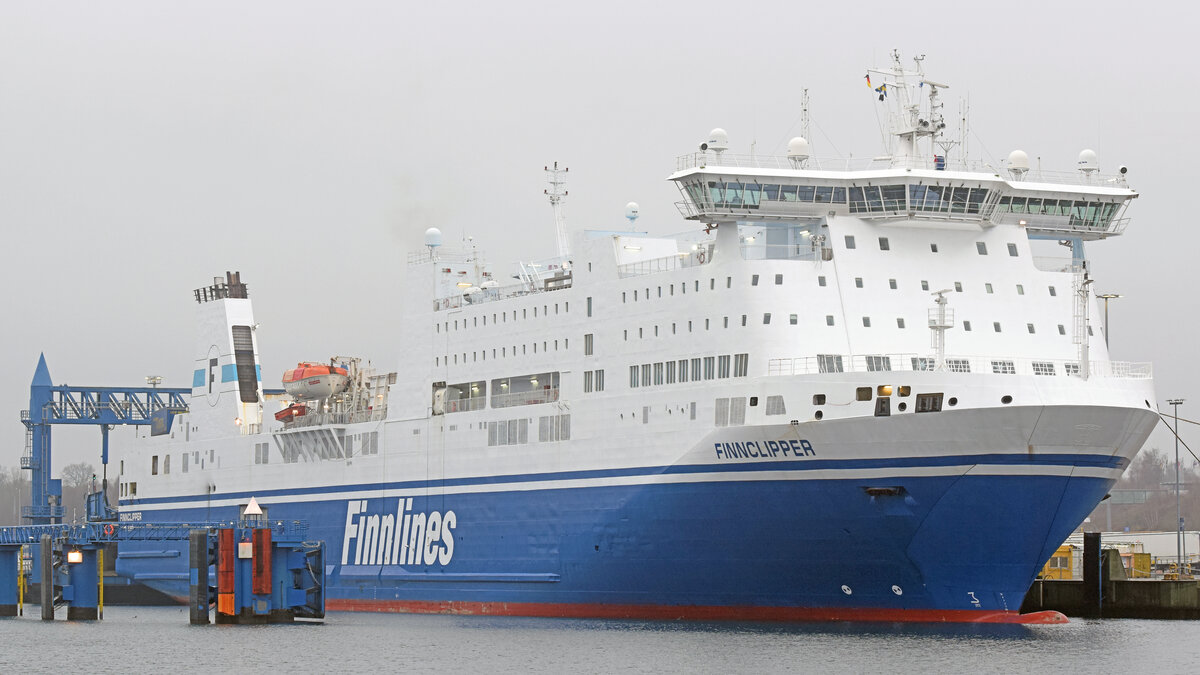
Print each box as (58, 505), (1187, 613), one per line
(544, 162), (570, 259)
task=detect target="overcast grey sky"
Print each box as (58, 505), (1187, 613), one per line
(1, 0), (1195, 472)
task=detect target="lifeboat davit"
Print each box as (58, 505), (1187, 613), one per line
(282, 362), (350, 400)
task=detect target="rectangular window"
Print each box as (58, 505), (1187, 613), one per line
(963, 320), (972, 331)
(976, 242), (988, 255)
(889, 279), (897, 290)
(813, 394), (826, 405)
(921, 280), (929, 291)
(775, 274), (783, 285)
(1027, 323), (1036, 334)
(825, 315), (834, 326)
(718, 355), (731, 378)
(729, 397), (746, 425)
(1058, 324), (1066, 335)
(595, 370), (604, 391)
(763, 313), (772, 324)
(845, 235), (856, 249)
(641, 364), (651, 387)
(789, 314), (798, 325)
(734, 353), (749, 377)
(817, 354), (844, 373)
(765, 396), (786, 415)
(991, 360), (1016, 375)
(703, 357), (716, 380)
(878, 237), (890, 251)
(930, 243), (939, 253)
(855, 277), (863, 288)
(947, 359), (971, 373)
(818, 276), (827, 287)
(678, 359), (690, 383)
(715, 398), (730, 427)
(1008, 243), (1019, 257)
(584, 370), (593, 392)
(1065, 363), (1081, 376)
(630, 366), (639, 388)
(654, 362), (664, 385)
(1049, 286), (1057, 297)
(151, 456), (158, 475)
(691, 358), (701, 381)
(915, 393), (944, 413)
(896, 318), (906, 329)
(751, 274), (759, 286)
(1032, 361), (1056, 376)
(985, 283), (993, 294)
(994, 322), (1002, 332)
(911, 357), (935, 372)
(584, 333), (594, 356)
(666, 361), (676, 383)
(587, 297), (592, 316)
(856, 387), (872, 401)
(862, 316), (871, 327)
(865, 355), (891, 372)
(1016, 284), (1025, 295)
(954, 282), (963, 292)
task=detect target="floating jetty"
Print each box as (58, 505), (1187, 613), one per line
(1021, 533), (1200, 619)
(0, 520), (325, 624)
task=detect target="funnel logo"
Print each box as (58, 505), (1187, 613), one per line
(341, 498), (457, 566)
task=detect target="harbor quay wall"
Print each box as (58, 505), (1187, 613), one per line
(1022, 579), (1200, 619)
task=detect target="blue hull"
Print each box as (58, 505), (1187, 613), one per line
(116, 469), (1111, 618)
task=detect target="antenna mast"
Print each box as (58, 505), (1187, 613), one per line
(801, 88), (811, 148)
(544, 162), (569, 259)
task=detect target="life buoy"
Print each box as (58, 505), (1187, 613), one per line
(103, 523), (115, 536)
(697, 250), (706, 264)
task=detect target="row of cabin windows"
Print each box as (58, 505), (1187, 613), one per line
(582, 369), (605, 393)
(824, 273), (1057, 298)
(436, 338), (569, 366)
(843, 236), (1020, 257)
(622, 277), (733, 303)
(151, 449), (216, 476)
(629, 354), (749, 388)
(622, 313), (1079, 333)
(437, 301), (569, 332)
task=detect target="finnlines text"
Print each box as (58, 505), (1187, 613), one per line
(342, 498), (457, 566)
(715, 439), (815, 459)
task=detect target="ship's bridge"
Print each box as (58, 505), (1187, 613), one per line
(669, 155), (1136, 241)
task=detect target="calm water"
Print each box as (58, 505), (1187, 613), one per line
(2, 607), (1198, 672)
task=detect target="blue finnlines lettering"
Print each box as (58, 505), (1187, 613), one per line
(342, 498), (457, 566)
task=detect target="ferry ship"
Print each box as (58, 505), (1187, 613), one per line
(115, 53), (1158, 622)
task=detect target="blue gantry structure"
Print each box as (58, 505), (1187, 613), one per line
(20, 354), (189, 524)
(6, 356), (322, 623)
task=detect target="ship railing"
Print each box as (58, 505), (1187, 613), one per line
(284, 409), (388, 429)
(443, 396), (486, 414)
(239, 422), (262, 435)
(617, 250), (713, 278)
(767, 355), (1153, 380)
(740, 243), (825, 262)
(489, 388), (560, 409)
(673, 152), (1131, 187)
(433, 277), (570, 312)
(994, 212), (1129, 237)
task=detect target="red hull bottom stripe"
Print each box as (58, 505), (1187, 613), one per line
(325, 599), (1068, 625)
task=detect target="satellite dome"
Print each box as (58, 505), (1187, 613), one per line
(1007, 149), (1030, 171)
(787, 137), (811, 160)
(424, 227), (443, 248)
(1077, 149), (1098, 173)
(707, 128), (729, 152)
(625, 202), (640, 221)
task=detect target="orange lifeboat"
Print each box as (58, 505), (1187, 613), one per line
(282, 362), (350, 400)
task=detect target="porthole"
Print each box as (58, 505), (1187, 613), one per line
(947, 397), (958, 406)
(815, 410), (824, 420)
(1001, 395), (1013, 405)
(898, 402), (907, 412)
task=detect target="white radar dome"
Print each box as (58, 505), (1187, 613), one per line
(1007, 149), (1030, 171)
(424, 227), (443, 248)
(1077, 149), (1098, 173)
(707, 128), (729, 152)
(787, 137), (811, 160)
(625, 202), (640, 221)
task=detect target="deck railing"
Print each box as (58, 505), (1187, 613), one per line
(767, 354), (1152, 380)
